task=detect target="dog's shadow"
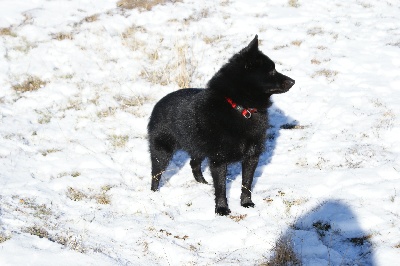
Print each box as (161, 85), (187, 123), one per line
(162, 102), (296, 190)
(275, 200), (375, 265)
(225, 102), (297, 189)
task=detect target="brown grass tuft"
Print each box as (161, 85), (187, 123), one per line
(175, 44), (191, 88)
(13, 76), (47, 92)
(312, 69), (338, 79)
(263, 234), (302, 266)
(66, 187), (87, 201)
(52, 32), (74, 41)
(274, 44), (289, 50)
(288, 0), (300, 8)
(0, 27), (16, 37)
(110, 134), (129, 148)
(229, 214), (247, 222)
(0, 232), (11, 243)
(94, 193), (111, 205)
(51, 232), (87, 253)
(310, 58), (321, 65)
(24, 225), (49, 239)
(84, 14), (99, 23)
(291, 40), (303, 46)
(117, 0), (180, 11)
(307, 27), (324, 36)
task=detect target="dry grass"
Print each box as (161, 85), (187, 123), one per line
(312, 69), (338, 80)
(66, 187), (87, 201)
(117, 0), (180, 11)
(263, 234), (302, 266)
(288, 0), (300, 8)
(175, 44), (192, 88)
(115, 94), (151, 108)
(19, 198), (52, 218)
(24, 225), (49, 239)
(71, 171), (81, 177)
(121, 25), (146, 51)
(97, 107), (117, 118)
(37, 111), (52, 124)
(220, 0), (230, 6)
(203, 35), (222, 44)
(41, 149), (62, 156)
(291, 40), (303, 46)
(0, 232), (11, 243)
(140, 42), (196, 88)
(13, 76), (47, 92)
(348, 235), (372, 246)
(307, 27), (324, 36)
(51, 232), (87, 253)
(110, 134), (129, 148)
(183, 8), (210, 24)
(274, 44), (289, 50)
(66, 186), (111, 204)
(310, 58), (321, 65)
(52, 32), (74, 40)
(280, 123), (308, 130)
(94, 193), (111, 205)
(229, 214), (247, 222)
(387, 41), (400, 48)
(283, 198), (308, 213)
(83, 14), (99, 23)
(159, 229), (189, 240)
(140, 65), (171, 86)
(0, 27), (16, 37)
(147, 49), (160, 61)
(313, 221), (331, 238)
(357, 1), (372, 8)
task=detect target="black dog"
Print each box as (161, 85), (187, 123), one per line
(148, 35), (294, 215)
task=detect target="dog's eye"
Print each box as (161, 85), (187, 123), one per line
(269, 69), (276, 76)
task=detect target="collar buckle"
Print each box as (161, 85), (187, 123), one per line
(242, 109), (252, 119)
(225, 97), (257, 119)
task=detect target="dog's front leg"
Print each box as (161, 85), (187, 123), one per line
(210, 161), (230, 215)
(241, 156), (259, 208)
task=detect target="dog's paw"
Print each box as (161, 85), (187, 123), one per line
(241, 202), (255, 208)
(215, 207), (231, 216)
(195, 176), (208, 184)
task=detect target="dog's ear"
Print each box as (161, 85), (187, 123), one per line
(241, 35), (259, 55)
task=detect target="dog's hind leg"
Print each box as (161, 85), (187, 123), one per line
(240, 156), (258, 208)
(150, 134), (175, 191)
(190, 158), (208, 184)
(210, 161), (230, 215)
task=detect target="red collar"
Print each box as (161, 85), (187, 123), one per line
(225, 97), (257, 119)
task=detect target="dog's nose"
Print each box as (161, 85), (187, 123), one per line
(283, 79), (295, 90)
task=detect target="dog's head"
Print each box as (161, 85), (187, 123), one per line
(208, 35), (295, 108)
(237, 35), (295, 94)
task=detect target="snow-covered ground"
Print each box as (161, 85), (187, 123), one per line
(1, 0), (400, 265)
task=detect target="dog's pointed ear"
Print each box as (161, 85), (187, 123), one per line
(242, 35), (259, 54)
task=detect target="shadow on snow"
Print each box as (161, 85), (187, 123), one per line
(272, 200), (375, 265)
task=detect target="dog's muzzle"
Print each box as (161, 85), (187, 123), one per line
(283, 78), (295, 90)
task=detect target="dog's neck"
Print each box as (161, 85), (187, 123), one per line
(225, 97), (258, 119)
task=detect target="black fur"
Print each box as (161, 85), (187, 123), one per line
(148, 35), (295, 215)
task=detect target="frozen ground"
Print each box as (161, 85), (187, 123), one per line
(1, 0), (400, 265)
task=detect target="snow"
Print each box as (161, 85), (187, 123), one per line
(1, 0), (400, 265)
